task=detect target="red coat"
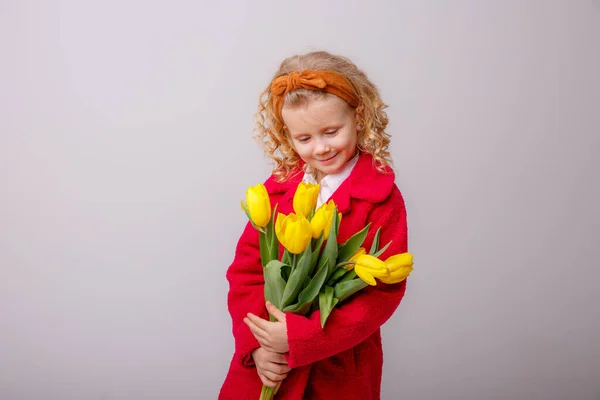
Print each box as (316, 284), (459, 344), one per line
(219, 152), (409, 400)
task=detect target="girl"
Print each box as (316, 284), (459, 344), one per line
(219, 51), (409, 400)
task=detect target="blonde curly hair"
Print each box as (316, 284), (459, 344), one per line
(253, 51), (392, 182)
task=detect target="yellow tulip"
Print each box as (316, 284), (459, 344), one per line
(275, 212), (312, 254)
(310, 200), (336, 239)
(245, 184), (271, 227)
(346, 247), (366, 270)
(353, 254), (388, 286)
(379, 253), (414, 284)
(293, 182), (320, 217)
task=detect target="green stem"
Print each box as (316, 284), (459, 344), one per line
(290, 253), (298, 274)
(335, 261), (356, 269)
(259, 383), (280, 400)
(326, 264), (355, 286)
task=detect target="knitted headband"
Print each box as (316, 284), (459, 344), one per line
(270, 70), (359, 123)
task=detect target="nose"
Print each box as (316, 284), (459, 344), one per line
(314, 139), (331, 155)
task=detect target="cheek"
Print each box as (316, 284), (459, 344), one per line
(339, 133), (357, 151)
(293, 143), (312, 159)
(289, 139), (303, 153)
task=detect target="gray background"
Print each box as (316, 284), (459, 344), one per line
(1, 1), (599, 399)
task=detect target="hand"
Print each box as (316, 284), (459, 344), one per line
(251, 347), (291, 388)
(244, 301), (289, 353)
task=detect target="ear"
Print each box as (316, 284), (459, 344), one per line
(356, 121), (363, 135)
(355, 113), (363, 131)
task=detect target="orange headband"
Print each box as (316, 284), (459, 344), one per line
(270, 70), (359, 123)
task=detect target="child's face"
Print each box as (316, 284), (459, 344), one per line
(282, 95), (358, 180)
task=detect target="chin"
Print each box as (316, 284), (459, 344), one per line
(324, 165), (343, 175)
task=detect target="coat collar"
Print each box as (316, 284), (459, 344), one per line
(265, 152), (396, 214)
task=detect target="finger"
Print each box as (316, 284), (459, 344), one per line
(261, 341), (276, 352)
(260, 343), (276, 353)
(265, 361), (291, 375)
(252, 333), (272, 351)
(244, 317), (269, 341)
(268, 352), (289, 365)
(245, 323), (267, 343)
(265, 354), (290, 370)
(255, 334), (272, 350)
(280, 365), (291, 374)
(265, 301), (286, 322)
(262, 370), (287, 383)
(246, 313), (272, 331)
(258, 372), (278, 388)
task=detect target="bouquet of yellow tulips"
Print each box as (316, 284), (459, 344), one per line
(241, 182), (413, 399)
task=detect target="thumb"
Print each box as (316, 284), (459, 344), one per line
(266, 301), (285, 321)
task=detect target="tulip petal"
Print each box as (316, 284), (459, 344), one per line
(355, 266), (377, 286)
(275, 212), (286, 235)
(348, 248), (366, 263)
(293, 182), (319, 217)
(310, 202), (335, 240)
(385, 253), (414, 272)
(279, 213), (312, 254)
(287, 220), (303, 254)
(246, 184), (271, 227)
(355, 255), (387, 275)
(379, 265), (413, 284)
(310, 210), (326, 239)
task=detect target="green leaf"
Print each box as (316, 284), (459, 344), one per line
(259, 232), (270, 268)
(333, 206), (340, 237)
(326, 266), (349, 286)
(280, 243), (314, 309)
(282, 300), (313, 315)
(268, 204), (279, 262)
(309, 299), (319, 314)
(281, 264), (291, 282)
(283, 260), (327, 316)
(310, 232), (325, 268)
(319, 286), (339, 328)
(297, 259), (328, 305)
(263, 260), (288, 309)
(319, 212), (339, 281)
(372, 240), (392, 258)
(369, 227), (382, 255)
(337, 223), (371, 262)
(337, 269), (357, 283)
(334, 279), (368, 303)
(281, 249), (292, 266)
(304, 233), (324, 278)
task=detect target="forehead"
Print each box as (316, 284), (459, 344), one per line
(281, 95), (352, 133)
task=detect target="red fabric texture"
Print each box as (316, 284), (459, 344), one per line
(219, 152), (409, 400)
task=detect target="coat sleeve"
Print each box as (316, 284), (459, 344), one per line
(225, 220), (269, 367)
(284, 188), (409, 368)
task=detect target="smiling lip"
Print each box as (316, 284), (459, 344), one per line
(317, 153), (338, 164)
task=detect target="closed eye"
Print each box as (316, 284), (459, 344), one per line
(325, 129), (339, 135)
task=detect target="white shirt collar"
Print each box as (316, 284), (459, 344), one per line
(302, 153), (360, 208)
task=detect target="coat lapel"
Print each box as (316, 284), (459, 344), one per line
(329, 152), (396, 215)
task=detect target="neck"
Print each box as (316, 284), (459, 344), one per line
(315, 170), (327, 183)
